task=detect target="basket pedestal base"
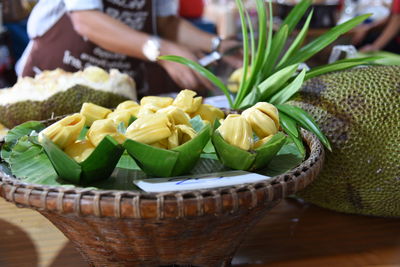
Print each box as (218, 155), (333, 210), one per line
(40, 201), (280, 267)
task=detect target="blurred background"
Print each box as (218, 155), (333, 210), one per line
(0, 0), (397, 88)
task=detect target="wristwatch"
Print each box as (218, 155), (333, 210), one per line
(142, 36), (161, 62)
(210, 36), (222, 53)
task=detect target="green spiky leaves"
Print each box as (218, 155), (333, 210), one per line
(158, 0), (374, 153)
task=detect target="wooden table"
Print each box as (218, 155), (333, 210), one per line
(1, 197), (400, 267)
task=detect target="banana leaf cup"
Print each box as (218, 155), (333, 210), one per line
(124, 122), (211, 178)
(212, 120), (287, 171)
(40, 135), (124, 184)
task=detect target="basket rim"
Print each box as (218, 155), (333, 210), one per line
(0, 130), (324, 218)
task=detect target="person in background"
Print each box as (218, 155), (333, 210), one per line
(352, 0), (400, 53)
(18, 0), (241, 96)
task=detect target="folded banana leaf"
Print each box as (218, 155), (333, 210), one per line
(124, 122), (211, 177)
(40, 135), (124, 184)
(212, 120), (287, 171)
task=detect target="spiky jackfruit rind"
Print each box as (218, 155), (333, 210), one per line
(124, 124), (211, 178)
(0, 85), (129, 128)
(40, 135), (124, 184)
(292, 66), (400, 217)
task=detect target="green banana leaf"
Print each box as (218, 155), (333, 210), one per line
(124, 123), (212, 177)
(40, 135), (124, 184)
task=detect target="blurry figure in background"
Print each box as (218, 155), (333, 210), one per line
(0, 0), (37, 87)
(179, 0), (217, 34)
(352, 0), (400, 53)
(18, 0), (241, 97)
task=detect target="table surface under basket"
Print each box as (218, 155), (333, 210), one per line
(1, 197), (400, 267)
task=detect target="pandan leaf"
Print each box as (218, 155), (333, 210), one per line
(277, 9), (313, 69)
(239, 88), (261, 110)
(239, 0), (268, 100)
(304, 56), (381, 80)
(1, 121), (45, 163)
(245, 7), (256, 67)
(233, 0), (250, 107)
(281, 0), (312, 34)
(171, 123), (211, 176)
(158, 55), (233, 107)
(280, 112), (299, 139)
(262, 24), (289, 77)
(288, 134), (306, 157)
(269, 68), (306, 105)
(283, 14), (371, 67)
(212, 131), (256, 170)
(280, 113), (306, 155)
(277, 104), (331, 151)
(79, 136), (125, 184)
(258, 64), (299, 101)
(252, 132), (286, 170)
(40, 135), (82, 183)
(124, 139), (179, 177)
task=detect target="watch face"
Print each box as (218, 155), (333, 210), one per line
(143, 37), (160, 62)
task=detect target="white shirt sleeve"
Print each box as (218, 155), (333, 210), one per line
(156, 0), (178, 17)
(64, 0), (103, 11)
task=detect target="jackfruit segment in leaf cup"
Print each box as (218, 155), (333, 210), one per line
(38, 113), (124, 184)
(212, 102), (286, 171)
(123, 90), (214, 177)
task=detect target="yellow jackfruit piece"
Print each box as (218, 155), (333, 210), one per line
(39, 113), (85, 149)
(116, 100), (139, 110)
(157, 106), (190, 125)
(64, 139), (95, 163)
(191, 104), (225, 123)
(253, 102), (280, 130)
(176, 124), (197, 144)
(218, 114), (253, 151)
(87, 119), (126, 146)
(167, 127), (180, 149)
(253, 135), (273, 149)
(172, 89), (202, 113)
(125, 113), (172, 144)
(80, 102), (112, 126)
(137, 103), (162, 118)
(242, 104), (278, 138)
(140, 96), (173, 108)
(82, 66), (110, 83)
(107, 110), (132, 127)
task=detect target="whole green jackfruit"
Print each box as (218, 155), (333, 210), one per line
(0, 67), (136, 128)
(291, 65), (400, 217)
(0, 85), (129, 128)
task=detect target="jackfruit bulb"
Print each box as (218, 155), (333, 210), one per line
(291, 65), (400, 217)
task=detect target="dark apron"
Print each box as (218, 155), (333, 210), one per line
(22, 0), (179, 96)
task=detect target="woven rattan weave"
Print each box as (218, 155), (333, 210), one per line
(0, 130), (324, 266)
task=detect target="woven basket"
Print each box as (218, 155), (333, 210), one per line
(0, 131), (324, 267)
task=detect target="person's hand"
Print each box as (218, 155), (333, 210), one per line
(219, 39), (243, 69)
(351, 24), (371, 45)
(359, 44), (380, 53)
(158, 40), (215, 94)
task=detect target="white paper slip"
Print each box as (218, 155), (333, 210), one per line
(134, 171), (271, 193)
